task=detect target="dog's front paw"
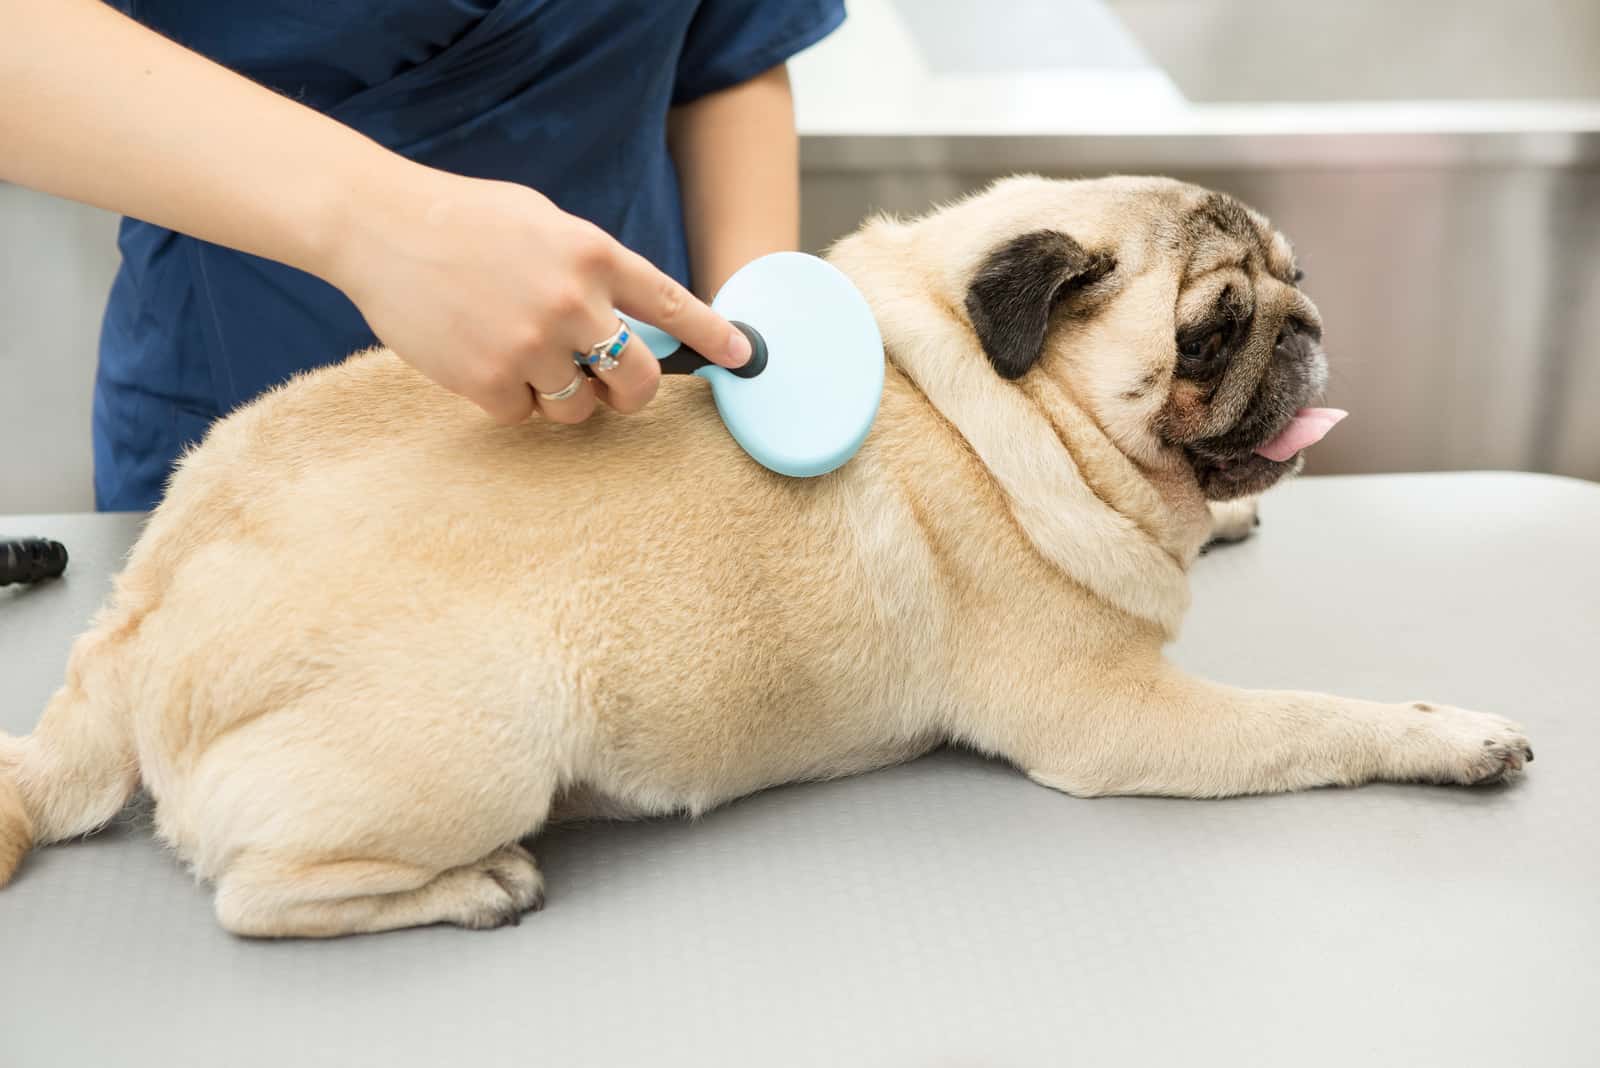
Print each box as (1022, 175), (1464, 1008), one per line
(1404, 702), (1534, 785)
(1202, 496), (1260, 552)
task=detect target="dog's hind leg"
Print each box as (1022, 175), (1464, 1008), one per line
(178, 677), (577, 938)
(213, 844), (545, 938)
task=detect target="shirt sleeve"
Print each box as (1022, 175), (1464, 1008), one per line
(672, 0), (846, 106)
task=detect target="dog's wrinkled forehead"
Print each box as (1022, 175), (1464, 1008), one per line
(956, 182), (1298, 295)
(1176, 191), (1297, 285)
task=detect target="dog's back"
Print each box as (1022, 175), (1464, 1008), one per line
(0, 346), (966, 926)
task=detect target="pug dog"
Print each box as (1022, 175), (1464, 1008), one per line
(0, 176), (1531, 938)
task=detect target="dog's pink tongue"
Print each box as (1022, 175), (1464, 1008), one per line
(1253, 408), (1348, 462)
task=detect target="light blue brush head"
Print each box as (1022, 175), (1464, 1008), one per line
(625, 252), (884, 478)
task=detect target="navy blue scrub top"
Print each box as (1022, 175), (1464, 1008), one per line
(95, 0), (844, 512)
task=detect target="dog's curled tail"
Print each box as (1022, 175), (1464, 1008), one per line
(0, 622), (140, 888)
(0, 746), (32, 886)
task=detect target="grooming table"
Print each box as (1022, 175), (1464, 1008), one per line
(2, 473), (1597, 1067)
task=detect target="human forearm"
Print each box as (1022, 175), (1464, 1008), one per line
(667, 64), (800, 300)
(0, 0), (405, 285)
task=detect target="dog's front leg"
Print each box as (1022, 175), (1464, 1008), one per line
(1203, 495), (1260, 548)
(984, 664), (1532, 799)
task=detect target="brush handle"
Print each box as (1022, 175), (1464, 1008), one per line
(618, 316), (768, 379)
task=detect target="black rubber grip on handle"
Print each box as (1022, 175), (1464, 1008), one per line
(656, 321), (768, 379)
(0, 538), (69, 586)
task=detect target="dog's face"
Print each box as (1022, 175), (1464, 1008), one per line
(950, 177), (1329, 501)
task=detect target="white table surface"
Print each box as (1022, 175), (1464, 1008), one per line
(1, 472), (1597, 1067)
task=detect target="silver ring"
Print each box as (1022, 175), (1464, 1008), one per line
(574, 319), (630, 373)
(537, 372), (585, 402)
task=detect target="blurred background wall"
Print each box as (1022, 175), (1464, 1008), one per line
(0, 188), (118, 513)
(3, 0), (1598, 514)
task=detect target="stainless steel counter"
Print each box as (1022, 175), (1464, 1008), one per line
(1109, 0), (1600, 104)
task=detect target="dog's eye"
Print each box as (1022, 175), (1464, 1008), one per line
(1179, 330), (1226, 367)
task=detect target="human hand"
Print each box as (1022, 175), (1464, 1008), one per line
(324, 163), (752, 424)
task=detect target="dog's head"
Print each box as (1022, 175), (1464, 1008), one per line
(853, 176), (1332, 502)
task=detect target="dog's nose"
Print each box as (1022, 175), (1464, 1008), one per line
(1276, 317), (1323, 347)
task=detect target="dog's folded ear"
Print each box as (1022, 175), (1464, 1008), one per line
(964, 230), (1117, 379)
